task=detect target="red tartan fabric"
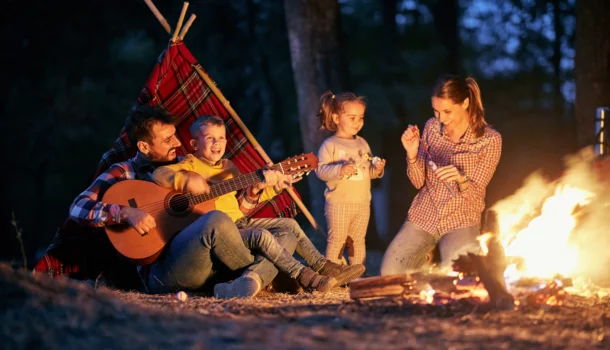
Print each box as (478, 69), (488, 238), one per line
(33, 41), (300, 280)
(95, 41), (298, 219)
(33, 253), (81, 278)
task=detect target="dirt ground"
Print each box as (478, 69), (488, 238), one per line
(3, 261), (610, 350)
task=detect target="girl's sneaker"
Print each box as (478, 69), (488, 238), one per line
(318, 261), (366, 286)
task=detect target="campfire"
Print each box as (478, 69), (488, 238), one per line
(351, 149), (610, 309)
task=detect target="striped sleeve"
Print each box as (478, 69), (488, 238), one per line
(68, 164), (129, 227)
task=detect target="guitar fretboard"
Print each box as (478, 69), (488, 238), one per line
(187, 163), (282, 205)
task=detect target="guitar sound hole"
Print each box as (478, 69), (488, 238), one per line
(168, 194), (190, 213)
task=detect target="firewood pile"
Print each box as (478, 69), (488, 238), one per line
(349, 231), (577, 310)
(348, 269), (576, 310)
(349, 272), (488, 305)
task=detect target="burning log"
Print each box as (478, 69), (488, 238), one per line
(349, 273), (458, 293)
(349, 229), (515, 309)
(349, 272), (482, 303)
(453, 253), (515, 310)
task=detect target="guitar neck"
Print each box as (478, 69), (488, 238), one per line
(188, 163), (281, 205)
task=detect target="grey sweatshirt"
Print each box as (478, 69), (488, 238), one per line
(315, 135), (382, 205)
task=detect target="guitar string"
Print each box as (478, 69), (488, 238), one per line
(136, 173), (265, 212)
(134, 165), (276, 211)
(137, 169), (311, 216)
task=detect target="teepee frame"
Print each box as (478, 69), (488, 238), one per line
(142, 0), (321, 231)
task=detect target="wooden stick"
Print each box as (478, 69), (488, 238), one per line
(193, 65), (320, 231)
(179, 14), (196, 40)
(142, 0), (171, 34)
(350, 285), (405, 300)
(349, 274), (411, 290)
(349, 273), (459, 296)
(172, 2), (189, 43)
(145, 2), (321, 231)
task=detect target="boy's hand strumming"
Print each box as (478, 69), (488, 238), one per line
(181, 171), (211, 194)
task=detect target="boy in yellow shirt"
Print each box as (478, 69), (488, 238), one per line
(153, 115), (365, 298)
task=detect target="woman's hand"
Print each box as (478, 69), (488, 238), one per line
(434, 165), (465, 183)
(401, 125), (420, 160)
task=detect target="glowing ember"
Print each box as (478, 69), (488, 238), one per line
(419, 284), (436, 303)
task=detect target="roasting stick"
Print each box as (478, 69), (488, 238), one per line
(424, 147), (456, 197)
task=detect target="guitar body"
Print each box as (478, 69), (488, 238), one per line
(103, 180), (215, 265)
(102, 153), (318, 265)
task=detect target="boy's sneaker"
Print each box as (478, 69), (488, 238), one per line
(318, 261), (366, 286)
(296, 267), (337, 293)
(214, 274), (261, 299)
(270, 271), (303, 294)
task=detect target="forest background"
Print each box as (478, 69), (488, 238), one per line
(1, 0), (608, 267)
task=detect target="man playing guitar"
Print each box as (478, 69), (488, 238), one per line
(44, 106), (361, 297)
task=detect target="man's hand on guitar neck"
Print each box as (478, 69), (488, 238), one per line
(180, 171), (211, 194)
(252, 170), (302, 195)
(120, 207), (156, 235)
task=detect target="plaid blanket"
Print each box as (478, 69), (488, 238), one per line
(34, 41), (299, 280)
(96, 41), (298, 218)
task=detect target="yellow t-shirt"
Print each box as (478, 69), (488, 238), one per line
(152, 154), (276, 222)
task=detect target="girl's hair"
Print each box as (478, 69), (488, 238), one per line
(432, 75), (487, 137)
(317, 91), (367, 131)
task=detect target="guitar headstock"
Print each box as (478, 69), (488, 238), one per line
(276, 153), (319, 177)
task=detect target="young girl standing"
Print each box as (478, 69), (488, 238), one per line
(315, 91), (386, 266)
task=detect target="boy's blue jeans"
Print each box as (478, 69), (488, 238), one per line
(238, 217), (327, 288)
(147, 211), (311, 293)
(380, 221), (481, 275)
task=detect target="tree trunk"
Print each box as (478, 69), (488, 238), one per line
(381, 0), (399, 57)
(284, 0), (347, 227)
(429, 0), (460, 74)
(575, 0), (610, 147)
(551, 0), (565, 115)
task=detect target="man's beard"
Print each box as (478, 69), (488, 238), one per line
(149, 148), (177, 163)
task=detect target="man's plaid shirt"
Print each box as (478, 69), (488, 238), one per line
(68, 153), (155, 227)
(407, 117), (502, 236)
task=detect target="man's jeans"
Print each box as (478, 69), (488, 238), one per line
(380, 221), (480, 275)
(147, 211), (305, 293)
(238, 217), (326, 288)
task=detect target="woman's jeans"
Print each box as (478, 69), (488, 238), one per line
(147, 211), (306, 293)
(380, 221), (481, 275)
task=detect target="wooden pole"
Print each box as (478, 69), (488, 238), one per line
(143, 0), (171, 33)
(171, 2), (189, 43)
(179, 14), (196, 40)
(142, 0), (321, 231)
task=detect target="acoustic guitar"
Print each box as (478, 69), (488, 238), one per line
(103, 153), (318, 265)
